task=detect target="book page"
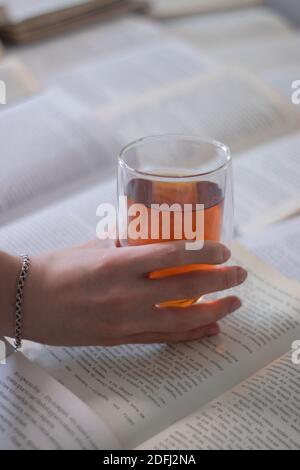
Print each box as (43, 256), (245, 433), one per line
(46, 39), (214, 108)
(210, 33), (300, 73)
(166, 7), (293, 51)
(97, 69), (300, 153)
(0, 178), (115, 254)
(138, 351), (300, 450)
(0, 351), (120, 449)
(234, 132), (300, 235)
(241, 215), (300, 282)
(147, 0), (263, 19)
(17, 244), (300, 448)
(0, 88), (118, 226)
(10, 17), (161, 80)
(0, 57), (40, 105)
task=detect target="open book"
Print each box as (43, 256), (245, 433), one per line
(138, 349), (300, 450)
(10, 16), (162, 81)
(0, 0), (147, 43)
(165, 7), (300, 102)
(44, 38), (215, 108)
(96, 68), (300, 153)
(1, 244), (300, 449)
(165, 6), (293, 50)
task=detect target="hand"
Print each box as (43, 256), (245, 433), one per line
(18, 240), (247, 346)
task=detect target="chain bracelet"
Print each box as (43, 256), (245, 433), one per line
(15, 254), (31, 350)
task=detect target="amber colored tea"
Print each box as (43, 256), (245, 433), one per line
(126, 178), (224, 307)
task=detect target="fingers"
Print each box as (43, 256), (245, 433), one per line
(111, 323), (220, 346)
(144, 266), (247, 303)
(149, 296), (242, 333)
(124, 240), (231, 274)
(122, 295), (241, 337)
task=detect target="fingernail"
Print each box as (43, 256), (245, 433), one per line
(207, 326), (219, 337)
(223, 246), (231, 261)
(237, 267), (248, 284)
(231, 298), (242, 311)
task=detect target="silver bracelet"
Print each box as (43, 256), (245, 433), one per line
(14, 254), (31, 350)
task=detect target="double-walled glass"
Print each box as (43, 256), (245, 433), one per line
(118, 135), (233, 307)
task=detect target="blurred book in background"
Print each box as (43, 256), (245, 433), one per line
(0, 0), (147, 43)
(165, 7), (293, 50)
(144, 0), (263, 19)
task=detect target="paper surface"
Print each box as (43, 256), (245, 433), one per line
(0, 89), (117, 225)
(234, 132), (300, 235)
(138, 352), (300, 450)
(0, 179), (115, 254)
(46, 39), (214, 108)
(241, 215), (300, 282)
(210, 33), (300, 73)
(0, 352), (120, 449)
(166, 7), (292, 50)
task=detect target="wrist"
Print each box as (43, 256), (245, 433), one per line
(0, 252), (21, 338)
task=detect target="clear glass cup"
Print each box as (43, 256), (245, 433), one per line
(118, 134), (233, 307)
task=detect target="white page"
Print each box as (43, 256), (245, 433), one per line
(138, 351), (300, 450)
(0, 178), (116, 254)
(210, 33), (300, 73)
(0, 57), (40, 106)
(241, 216), (300, 282)
(166, 7), (293, 50)
(10, 17), (162, 80)
(46, 39), (215, 108)
(96, 69), (300, 154)
(20, 245), (300, 448)
(147, 0), (263, 18)
(0, 352), (120, 449)
(0, 88), (118, 226)
(234, 132), (300, 235)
